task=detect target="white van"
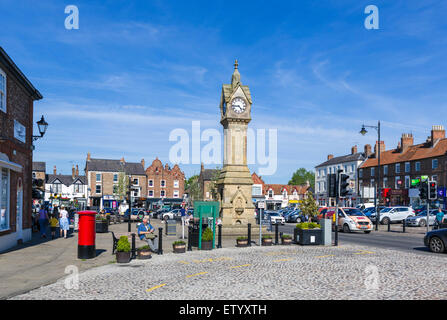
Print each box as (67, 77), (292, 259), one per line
(356, 203), (375, 211)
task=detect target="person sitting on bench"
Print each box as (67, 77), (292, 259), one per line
(138, 218), (158, 252)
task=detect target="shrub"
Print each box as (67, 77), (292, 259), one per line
(116, 236), (131, 252)
(296, 222), (321, 230)
(281, 234), (292, 239)
(202, 227), (214, 241)
(262, 234), (272, 239)
(173, 240), (186, 246)
(137, 245), (150, 251)
(237, 236), (248, 241)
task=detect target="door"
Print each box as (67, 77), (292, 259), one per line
(16, 178), (23, 241)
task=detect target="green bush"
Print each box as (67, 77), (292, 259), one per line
(137, 245), (150, 251)
(296, 222), (321, 230)
(237, 236), (248, 241)
(201, 227), (214, 241)
(116, 236), (131, 252)
(281, 234), (292, 239)
(262, 234), (273, 239)
(173, 240), (186, 246)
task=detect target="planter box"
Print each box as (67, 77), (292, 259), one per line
(116, 251), (131, 263)
(201, 240), (213, 250)
(137, 249), (152, 260)
(173, 244), (186, 253)
(296, 228), (322, 245)
(262, 238), (273, 246)
(96, 221), (108, 233)
(236, 239), (249, 247)
(281, 237), (293, 245)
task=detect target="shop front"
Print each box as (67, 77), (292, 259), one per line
(386, 189), (409, 206)
(102, 195), (120, 210)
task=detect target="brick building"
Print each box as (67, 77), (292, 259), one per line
(198, 163), (219, 201)
(0, 47), (43, 252)
(85, 153), (147, 210)
(358, 125), (447, 207)
(145, 158), (185, 209)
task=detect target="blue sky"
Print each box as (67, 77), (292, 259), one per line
(1, 0), (447, 183)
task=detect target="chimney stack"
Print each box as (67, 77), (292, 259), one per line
(120, 157), (125, 163)
(141, 158), (145, 169)
(72, 165), (75, 179)
(53, 165), (57, 175)
(327, 154), (334, 160)
(87, 152), (91, 161)
(400, 133), (413, 153)
(76, 165), (79, 177)
(431, 125), (445, 145)
(364, 144), (372, 157)
(351, 145), (358, 155)
(374, 141), (385, 157)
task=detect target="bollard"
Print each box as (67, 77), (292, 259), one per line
(274, 222), (279, 245)
(402, 219), (406, 233)
(158, 227), (163, 255)
(131, 233), (136, 259)
(247, 223), (251, 247)
(387, 219), (391, 232)
(128, 218), (131, 233)
(217, 224), (222, 248)
(187, 225), (193, 251)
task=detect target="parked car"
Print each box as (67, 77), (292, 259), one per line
(362, 206), (386, 218)
(356, 203), (375, 211)
(162, 209), (182, 221)
(424, 228), (447, 253)
(327, 207), (373, 233)
(152, 207), (169, 219)
(288, 210), (307, 223)
(370, 206), (415, 225)
(406, 209), (446, 227)
(265, 211), (285, 225)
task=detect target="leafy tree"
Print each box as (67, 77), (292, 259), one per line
(209, 168), (221, 201)
(288, 168), (315, 189)
(299, 191), (319, 220)
(116, 171), (129, 201)
(185, 175), (201, 201)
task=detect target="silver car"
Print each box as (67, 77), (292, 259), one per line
(406, 209), (444, 227)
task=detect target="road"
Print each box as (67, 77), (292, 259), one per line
(277, 223), (439, 256)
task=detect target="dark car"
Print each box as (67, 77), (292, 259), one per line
(424, 228), (447, 253)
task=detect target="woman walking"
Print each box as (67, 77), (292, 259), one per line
(38, 206), (49, 238)
(59, 205), (70, 239)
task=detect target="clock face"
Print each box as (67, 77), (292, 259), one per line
(231, 97), (246, 114)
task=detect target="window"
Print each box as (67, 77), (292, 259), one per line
(0, 168), (10, 231)
(133, 178), (139, 186)
(395, 176), (401, 189)
(133, 190), (139, 197)
(96, 185), (101, 194)
(405, 162), (410, 173)
(148, 180), (153, 187)
(344, 165), (348, 173)
(384, 165), (388, 175)
(432, 159), (438, 169)
(351, 164), (355, 173)
(359, 169), (363, 178)
(268, 190), (273, 198)
(383, 177), (388, 188)
(148, 190), (154, 197)
(323, 168), (327, 176)
(371, 179), (375, 188)
(0, 69), (6, 113)
(53, 182), (62, 194)
(173, 180), (179, 188)
(173, 190), (179, 198)
(371, 168), (375, 177)
(432, 175), (438, 182)
(395, 163), (400, 173)
(405, 176), (410, 189)
(161, 180), (166, 187)
(96, 173), (101, 182)
(160, 190), (165, 197)
(74, 184), (83, 193)
(113, 185), (118, 194)
(113, 174), (118, 183)
(415, 162), (421, 172)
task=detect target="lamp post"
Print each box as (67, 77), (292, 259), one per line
(32, 115), (49, 141)
(360, 121), (381, 231)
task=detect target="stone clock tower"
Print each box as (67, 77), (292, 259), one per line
(217, 60), (256, 229)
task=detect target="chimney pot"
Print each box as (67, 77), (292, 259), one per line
(400, 133), (413, 153)
(53, 165), (57, 175)
(87, 152), (91, 161)
(431, 125), (445, 145)
(351, 145), (358, 155)
(364, 144), (372, 157)
(327, 154), (334, 160)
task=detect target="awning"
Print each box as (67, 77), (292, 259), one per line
(0, 153), (22, 172)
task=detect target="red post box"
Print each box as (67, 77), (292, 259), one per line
(78, 211), (97, 259)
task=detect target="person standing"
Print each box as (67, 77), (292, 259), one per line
(59, 205), (70, 239)
(435, 208), (445, 228)
(49, 214), (59, 240)
(38, 206), (49, 238)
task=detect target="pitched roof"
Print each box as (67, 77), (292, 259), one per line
(315, 152), (366, 168)
(32, 162), (46, 172)
(360, 139), (447, 168)
(201, 169), (220, 181)
(46, 174), (86, 186)
(264, 184), (310, 195)
(87, 158), (145, 175)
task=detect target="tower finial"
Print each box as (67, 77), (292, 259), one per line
(234, 59), (239, 69)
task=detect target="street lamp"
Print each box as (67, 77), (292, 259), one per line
(33, 115), (48, 141)
(360, 121), (381, 231)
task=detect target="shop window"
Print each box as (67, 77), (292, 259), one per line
(0, 168), (9, 231)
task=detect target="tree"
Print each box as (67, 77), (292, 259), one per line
(288, 168), (315, 189)
(116, 171), (129, 202)
(208, 168), (221, 201)
(185, 175), (201, 202)
(299, 191), (319, 220)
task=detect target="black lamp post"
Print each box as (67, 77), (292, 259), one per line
(33, 115), (48, 141)
(360, 121), (381, 231)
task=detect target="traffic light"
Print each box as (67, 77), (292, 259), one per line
(429, 181), (437, 200)
(339, 174), (350, 197)
(327, 174), (337, 198)
(419, 181), (428, 200)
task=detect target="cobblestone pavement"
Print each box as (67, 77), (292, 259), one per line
(11, 243), (447, 300)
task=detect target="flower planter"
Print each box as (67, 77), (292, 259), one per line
(296, 228), (322, 245)
(236, 239), (249, 247)
(262, 238), (273, 246)
(201, 240), (213, 250)
(281, 237), (293, 245)
(116, 251), (131, 263)
(95, 221), (108, 233)
(173, 244), (186, 253)
(137, 249), (152, 260)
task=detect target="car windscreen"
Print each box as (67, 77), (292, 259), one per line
(343, 209), (364, 216)
(269, 212), (280, 216)
(380, 208), (392, 213)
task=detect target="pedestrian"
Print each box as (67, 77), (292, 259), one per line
(38, 206), (49, 238)
(59, 205), (70, 239)
(49, 214), (59, 239)
(435, 208), (445, 229)
(137, 218), (158, 252)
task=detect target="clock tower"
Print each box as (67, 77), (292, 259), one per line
(217, 60), (256, 229)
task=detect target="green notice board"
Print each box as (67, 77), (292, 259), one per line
(193, 201), (219, 249)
